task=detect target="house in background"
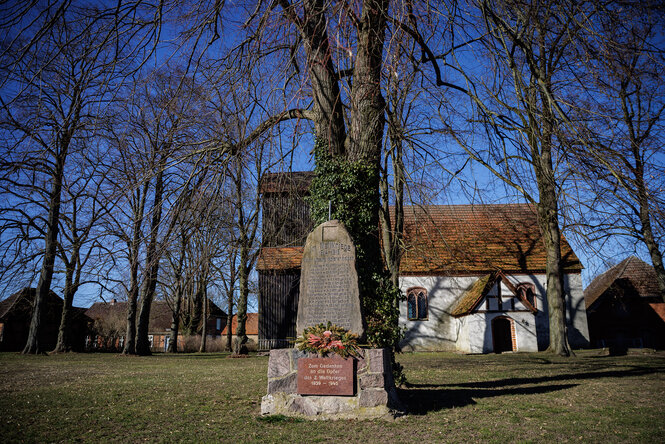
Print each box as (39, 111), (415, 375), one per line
(220, 313), (259, 351)
(257, 171), (590, 353)
(85, 299), (227, 352)
(584, 256), (665, 350)
(0, 288), (89, 352)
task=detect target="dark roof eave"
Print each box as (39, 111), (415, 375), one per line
(401, 267), (582, 277)
(256, 266), (583, 275)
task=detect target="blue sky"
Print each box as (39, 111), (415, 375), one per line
(1, 1), (662, 312)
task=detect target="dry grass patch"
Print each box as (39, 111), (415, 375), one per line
(1, 350), (663, 443)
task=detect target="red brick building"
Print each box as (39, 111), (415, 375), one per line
(221, 313), (259, 350)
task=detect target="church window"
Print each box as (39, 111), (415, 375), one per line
(407, 287), (428, 320)
(516, 283), (537, 310)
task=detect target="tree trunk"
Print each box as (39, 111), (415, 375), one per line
(123, 184), (149, 355)
(123, 270), (139, 354)
(632, 140), (665, 300)
(347, 0), (388, 165)
(537, 198), (571, 357)
(187, 281), (204, 336)
(531, 46), (571, 356)
(234, 244), (249, 355)
(347, 0), (390, 346)
(640, 213), (665, 301)
(299, 0), (347, 156)
(533, 107), (571, 357)
(23, 151), (66, 354)
(199, 288), (208, 353)
(53, 261), (77, 353)
(226, 307), (234, 352)
(167, 288), (182, 353)
(225, 261), (235, 352)
(381, 115), (405, 289)
(135, 162), (165, 356)
(167, 233), (187, 353)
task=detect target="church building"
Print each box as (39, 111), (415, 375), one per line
(257, 172), (590, 352)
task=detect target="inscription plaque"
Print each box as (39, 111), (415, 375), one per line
(297, 357), (354, 396)
(296, 220), (363, 336)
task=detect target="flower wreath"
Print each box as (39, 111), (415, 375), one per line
(295, 321), (361, 358)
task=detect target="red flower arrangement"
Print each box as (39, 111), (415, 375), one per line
(295, 322), (361, 358)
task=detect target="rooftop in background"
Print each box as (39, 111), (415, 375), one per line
(399, 204), (582, 275)
(85, 299), (226, 333)
(259, 171), (315, 194)
(258, 204), (582, 275)
(0, 287), (87, 320)
(257, 246), (304, 271)
(584, 256), (663, 308)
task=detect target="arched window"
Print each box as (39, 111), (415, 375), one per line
(407, 287), (428, 320)
(516, 283), (537, 310)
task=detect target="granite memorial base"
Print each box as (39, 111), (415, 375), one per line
(261, 348), (403, 420)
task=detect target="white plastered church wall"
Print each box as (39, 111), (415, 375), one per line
(398, 273), (588, 352)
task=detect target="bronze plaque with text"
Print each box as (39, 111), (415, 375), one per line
(297, 357), (354, 396)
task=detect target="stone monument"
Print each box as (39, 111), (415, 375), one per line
(296, 219), (363, 337)
(261, 220), (402, 420)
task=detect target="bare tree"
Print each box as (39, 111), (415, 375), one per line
(230, 0), (453, 348)
(97, 67), (213, 355)
(220, 247), (238, 352)
(53, 154), (111, 352)
(0, 10), (127, 353)
(165, 227), (189, 353)
(104, 137), (152, 355)
(189, 184), (228, 353)
(569, 5), (665, 299)
(230, 156), (259, 355)
(133, 71), (213, 355)
(441, 1), (599, 356)
(134, 151), (167, 355)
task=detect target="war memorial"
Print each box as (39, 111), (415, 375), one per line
(261, 220), (402, 419)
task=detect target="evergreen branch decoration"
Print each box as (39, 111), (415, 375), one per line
(295, 322), (362, 358)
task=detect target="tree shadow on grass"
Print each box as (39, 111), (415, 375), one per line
(398, 383), (578, 414)
(406, 365), (665, 390)
(398, 364), (665, 415)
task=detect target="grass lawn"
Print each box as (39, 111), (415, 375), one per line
(1, 350), (663, 443)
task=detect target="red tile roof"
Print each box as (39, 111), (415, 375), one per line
(399, 204), (581, 274)
(221, 313), (259, 335)
(0, 289), (31, 319)
(257, 204), (582, 275)
(584, 256), (663, 309)
(257, 247), (304, 271)
(648, 303), (665, 322)
(1, 288), (87, 320)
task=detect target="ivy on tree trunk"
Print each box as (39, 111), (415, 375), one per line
(306, 141), (402, 351)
